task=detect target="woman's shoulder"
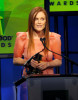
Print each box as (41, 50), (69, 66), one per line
(49, 32), (61, 39)
(16, 32), (28, 40)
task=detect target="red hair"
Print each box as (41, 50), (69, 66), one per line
(27, 7), (49, 54)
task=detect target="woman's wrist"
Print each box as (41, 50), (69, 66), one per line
(46, 62), (50, 68)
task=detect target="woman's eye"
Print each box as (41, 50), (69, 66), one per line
(41, 18), (44, 20)
(35, 18), (38, 21)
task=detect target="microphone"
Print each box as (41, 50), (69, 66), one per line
(40, 38), (46, 47)
(40, 37), (63, 58)
(40, 37), (45, 41)
(40, 37), (78, 74)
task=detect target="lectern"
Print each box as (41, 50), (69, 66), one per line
(15, 75), (78, 100)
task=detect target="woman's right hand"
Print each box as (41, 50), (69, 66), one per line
(30, 59), (38, 68)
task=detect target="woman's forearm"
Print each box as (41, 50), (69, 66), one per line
(48, 59), (62, 68)
(13, 57), (27, 65)
(37, 59), (62, 70)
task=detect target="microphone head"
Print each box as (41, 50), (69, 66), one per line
(43, 38), (46, 41)
(40, 38), (42, 41)
(40, 38), (46, 48)
(40, 38), (46, 42)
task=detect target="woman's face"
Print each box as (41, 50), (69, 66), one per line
(33, 11), (46, 32)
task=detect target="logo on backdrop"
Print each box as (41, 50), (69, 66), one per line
(0, 15), (13, 48)
(49, 0), (78, 12)
(0, 16), (3, 35)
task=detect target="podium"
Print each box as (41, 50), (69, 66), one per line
(15, 74), (78, 100)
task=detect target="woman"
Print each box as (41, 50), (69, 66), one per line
(13, 7), (62, 76)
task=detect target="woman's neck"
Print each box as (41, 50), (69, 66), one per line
(33, 30), (45, 38)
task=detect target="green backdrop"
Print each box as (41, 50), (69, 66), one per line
(0, 0), (44, 54)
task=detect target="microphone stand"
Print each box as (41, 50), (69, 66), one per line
(14, 38), (78, 87)
(40, 38), (78, 74)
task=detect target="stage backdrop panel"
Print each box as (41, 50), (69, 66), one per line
(0, 0), (44, 54)
(0, 1), (44, 100)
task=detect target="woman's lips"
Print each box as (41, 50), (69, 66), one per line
(37, 25), (42, 28)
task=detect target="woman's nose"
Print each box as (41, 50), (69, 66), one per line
(38, 19), (41, 23)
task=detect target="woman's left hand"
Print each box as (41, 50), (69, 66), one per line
(37, 61), (49, 70)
